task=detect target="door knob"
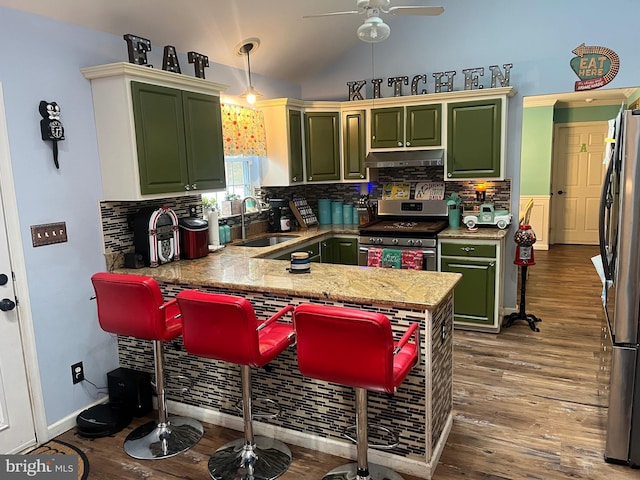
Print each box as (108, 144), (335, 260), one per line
(0, 298), (16, 311)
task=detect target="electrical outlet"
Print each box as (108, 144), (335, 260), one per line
(71, 361), (84, 384)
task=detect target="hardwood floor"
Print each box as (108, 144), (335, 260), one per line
(56, 245), (638, 479)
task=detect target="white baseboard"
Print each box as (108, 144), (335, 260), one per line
(168, 400), (451, 480)
(45, 395), (109, 441)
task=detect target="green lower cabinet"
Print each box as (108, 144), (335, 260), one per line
(441, 257), (496, 325)
(320, 237), (358, 265)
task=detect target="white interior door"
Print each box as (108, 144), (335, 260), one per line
(0, 84), (36, 454)
(551, 122), (608, 245)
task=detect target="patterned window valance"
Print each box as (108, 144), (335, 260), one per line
(221, 103), (267, 157)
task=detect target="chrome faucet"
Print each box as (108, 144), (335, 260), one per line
(241, 196), (262, 240)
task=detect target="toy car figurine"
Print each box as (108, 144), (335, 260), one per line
(463, 203), (512, 230)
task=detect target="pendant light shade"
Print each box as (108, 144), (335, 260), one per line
(357, 16), (390, 43)
(236, 38), (262, 104)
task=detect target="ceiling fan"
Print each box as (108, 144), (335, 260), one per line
(303, 0), (444, 43)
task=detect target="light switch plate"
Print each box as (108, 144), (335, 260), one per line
(31, 222), (68, 247)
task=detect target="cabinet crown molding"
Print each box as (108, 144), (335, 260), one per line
(81, 62), (228, 95)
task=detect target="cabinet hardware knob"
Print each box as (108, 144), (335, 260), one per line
(192, 184), (197, 190)
(292, 176), (297, 181)
(490, 262), (495, 267)
(447, 172), (452, 178)
(406, 142), (411, 146)
(308, 176), (313, 180)
(185, 185), (190, 190)
(397, 142), (403, 147)
(360, 174), (365, 179)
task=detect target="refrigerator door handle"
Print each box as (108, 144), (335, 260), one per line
(599, 156), (615, 282)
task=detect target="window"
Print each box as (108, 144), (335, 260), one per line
(202, 103), (266, 213)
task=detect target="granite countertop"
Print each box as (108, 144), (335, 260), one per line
(438, 226), (509, 240)
(113, 225), (461, 310)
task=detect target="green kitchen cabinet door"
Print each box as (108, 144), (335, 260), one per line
(288, 109), (304, 183)
(182, 91), (226, 191)
(371, 107), (404, 148)
(446, 99), (502, 179)
(132, 82), (190, 195)
(441, 257), (496, 326)
(342, 110), (366, 180)
(305, 112), (340, 182)
(406, 104), (441, 147)
(333, 237), (358, 265)
(320, 239), (334, 264)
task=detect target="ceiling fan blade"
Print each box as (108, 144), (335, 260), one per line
(388, 6), (444, 16)
(303, 10), (361, 18)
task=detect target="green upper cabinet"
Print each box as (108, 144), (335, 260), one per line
(132, 82), (189, 195)
(446, 98), (502, 180)
(342, 109), (366, 180)
(259, 99), (305, 186)
(371, 104), (441, 149)
(182, 91), (226, 191)
(371, 106), (404, 148)
(288, 109), (304, 183)
(406, 104), (441, 147)
(132, 82), (225, 195)
(304, 111), (340, 182)
(81, 63), (228, 200)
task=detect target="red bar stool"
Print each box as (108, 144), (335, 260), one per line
(90, 272), (204, 460)
(176, 290), (295, 480)
(294, 304), (420, 480)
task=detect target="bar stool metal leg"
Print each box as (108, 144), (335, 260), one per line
(323, 389), (404, 480)
(124, 340), (204, 460)
(207, 365), (292, 480)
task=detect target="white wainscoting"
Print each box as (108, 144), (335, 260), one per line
(519, 195), (550, 250)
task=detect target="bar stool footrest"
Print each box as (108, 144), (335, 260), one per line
(234, 397), (282, 420)
(208, 436), (292, 480)
(343, 424), (400, 450)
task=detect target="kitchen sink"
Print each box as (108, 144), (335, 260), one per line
(237, 235), (299, 247)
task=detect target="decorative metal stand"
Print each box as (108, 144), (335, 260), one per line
(503, 223), (541, 332)
(503, 265), (541, 332)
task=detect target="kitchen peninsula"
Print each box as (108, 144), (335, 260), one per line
(111, 232), (460, 479)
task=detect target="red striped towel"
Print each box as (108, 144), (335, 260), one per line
(367, 247), (383, 267)
(401, 250), (423, 270)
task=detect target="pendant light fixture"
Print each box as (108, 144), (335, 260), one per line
(235, 38), (262, 104)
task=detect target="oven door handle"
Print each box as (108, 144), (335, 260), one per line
(360, 246), (436, 256)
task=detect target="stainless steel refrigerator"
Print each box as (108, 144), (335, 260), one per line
(600, 108), (640, 466)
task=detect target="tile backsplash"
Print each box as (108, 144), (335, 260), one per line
(263, 166), (511, 214)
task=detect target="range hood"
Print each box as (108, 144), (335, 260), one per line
(364, 149), (444, 168)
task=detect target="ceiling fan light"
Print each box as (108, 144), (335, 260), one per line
(357, 17), (390, 43)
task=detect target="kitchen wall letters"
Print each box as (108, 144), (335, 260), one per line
(347, 63), (513, 101)
(123, 33), (210, 79)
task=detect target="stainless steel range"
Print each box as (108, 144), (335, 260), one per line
(358, 199), (449, 270)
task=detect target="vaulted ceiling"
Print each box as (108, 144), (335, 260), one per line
(0, 0), (436, 84)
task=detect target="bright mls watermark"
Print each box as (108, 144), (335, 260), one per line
(1, 455), (77, 479)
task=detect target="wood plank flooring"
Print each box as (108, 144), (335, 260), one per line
(56, 245), (639, 479)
